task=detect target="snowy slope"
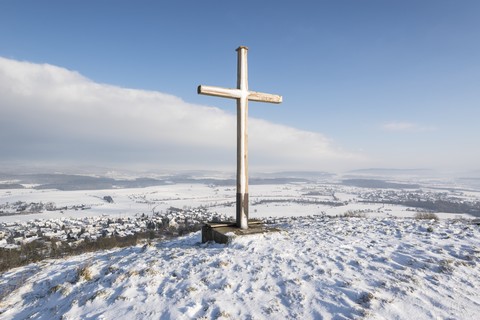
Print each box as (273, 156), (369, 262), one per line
(1, 216), (479, 319)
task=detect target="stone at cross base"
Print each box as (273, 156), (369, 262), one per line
(198, 46), (282, 243)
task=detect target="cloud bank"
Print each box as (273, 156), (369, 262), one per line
(0, 57), (363, 172)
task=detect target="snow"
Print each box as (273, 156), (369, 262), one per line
(1, 216), (479, 319)
(1, 179), (480, 319)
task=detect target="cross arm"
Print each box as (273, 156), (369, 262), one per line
(197, 85), (242, 100)
(248, 91), (282, 104)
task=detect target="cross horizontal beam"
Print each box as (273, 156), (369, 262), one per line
(197, 85), (282, 104)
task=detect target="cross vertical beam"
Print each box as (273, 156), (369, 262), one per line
(198, 46), (282, 229)
(236, 46), (249, 230)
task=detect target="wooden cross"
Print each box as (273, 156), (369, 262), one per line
(198, 46), (282, 229)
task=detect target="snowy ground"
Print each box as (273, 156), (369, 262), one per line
(1, 216), (479, 319)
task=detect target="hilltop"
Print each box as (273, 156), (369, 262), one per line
(1, 215), (479, 319)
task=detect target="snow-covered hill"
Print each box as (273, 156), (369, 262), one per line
(1, 216), (479, 319)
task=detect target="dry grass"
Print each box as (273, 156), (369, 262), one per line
(76, 262), (93, 282)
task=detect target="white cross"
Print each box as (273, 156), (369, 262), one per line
(198, 46), (282, 229)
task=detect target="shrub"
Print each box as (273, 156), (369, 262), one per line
(342, 211), (366, 218)
(414, 212), (439, 220)
(0, 223), (201, 272)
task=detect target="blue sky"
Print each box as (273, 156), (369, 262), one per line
(1, 1), (479, 174)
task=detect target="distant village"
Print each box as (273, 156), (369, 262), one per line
(0, 206), (228, 250)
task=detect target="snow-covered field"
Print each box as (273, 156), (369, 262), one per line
(2, 181), (478, 223)
(1, 179), (480, 319)
(0, 216), (479, 319)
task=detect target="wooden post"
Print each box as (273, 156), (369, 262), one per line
(236, 46), (249, 229)
(198, 46), (282, 229)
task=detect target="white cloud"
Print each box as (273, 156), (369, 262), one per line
(0, 57), (365, 172)
(381, 121), (436, 133)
